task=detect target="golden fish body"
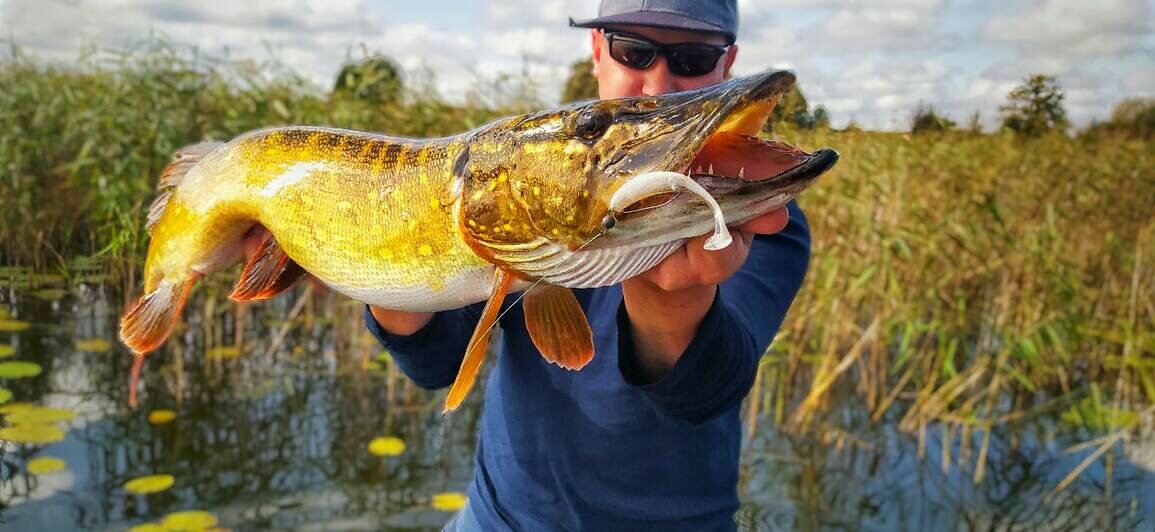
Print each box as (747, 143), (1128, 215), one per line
(147, 127), (495, 311)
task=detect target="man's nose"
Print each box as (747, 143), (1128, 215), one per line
(641, 57), (677, 96)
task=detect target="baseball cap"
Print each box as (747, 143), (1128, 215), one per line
(569, 0), (738, 43)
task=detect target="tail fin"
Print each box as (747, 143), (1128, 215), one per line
(120, 279), (193, 408)
(147, 142), (224, 235)
(120, 279), (193, 355)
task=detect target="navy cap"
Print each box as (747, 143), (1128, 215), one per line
(569, 0), (738, 43)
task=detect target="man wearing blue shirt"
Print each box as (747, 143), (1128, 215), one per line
(366, 1), (811, 529)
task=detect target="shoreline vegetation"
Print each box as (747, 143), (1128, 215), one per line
(2, 42), (1152, 493)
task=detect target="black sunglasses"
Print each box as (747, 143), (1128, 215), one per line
(603, 31), (729, 78)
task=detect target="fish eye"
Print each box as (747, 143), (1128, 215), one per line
(574, 107), (611, 141)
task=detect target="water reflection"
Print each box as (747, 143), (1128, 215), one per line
(0, 276), (1151, 531)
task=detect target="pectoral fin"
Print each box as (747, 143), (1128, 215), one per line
(230, 231), (308, 302)
(443, 269), (514, 413)
(119, 278), (195, 408)
(523, 285), (594, 370)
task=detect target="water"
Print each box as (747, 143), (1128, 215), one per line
(0, 274), (1152, 531)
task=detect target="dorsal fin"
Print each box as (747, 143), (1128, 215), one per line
(146, 141), (224, 234)
(523, 285), (595, 370)
(444, 269), (514, 413)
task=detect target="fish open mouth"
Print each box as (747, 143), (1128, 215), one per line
(607, 70), (839, 248)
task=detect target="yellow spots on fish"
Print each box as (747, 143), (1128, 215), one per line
(418, 244), (433, 256)
(533, 186), (541, 197)
(429, 197), (441, 210)
(582, 190), (590, 199)
(391, 189), (404, 202)
(471, 189), (485, 201)
(551, 228), (560, 236)
(502, 223), (513, 231)
(565, 214), (574, 223)
(498, 173), (508, 184)
(467, 219), (478, 228)
(419, 172), (429, 185)
(487, 180), (498, 192)
(337, 200), (352, 210)
(564, 142), (587, 155)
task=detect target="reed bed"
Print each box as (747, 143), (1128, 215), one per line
(2, 44), (1152, 478)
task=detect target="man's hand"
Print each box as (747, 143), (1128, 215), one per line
(620, 207), (790, 382)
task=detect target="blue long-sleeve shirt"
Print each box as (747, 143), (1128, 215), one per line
(366, 201), (811, 531)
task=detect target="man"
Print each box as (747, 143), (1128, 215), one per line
(366, 1), (810, 529)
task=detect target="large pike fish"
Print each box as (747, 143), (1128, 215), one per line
(120, 69), (839, 411)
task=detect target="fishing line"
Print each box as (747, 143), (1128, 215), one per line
(455, 228), (608, 372)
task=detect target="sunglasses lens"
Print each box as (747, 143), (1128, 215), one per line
(609, 37), (656, 69)
(669, 47), (723, 77)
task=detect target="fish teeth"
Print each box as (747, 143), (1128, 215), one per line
(738, 167), (745, 179)
(708, 164), (715, 175)
(695, 165), (704, 174)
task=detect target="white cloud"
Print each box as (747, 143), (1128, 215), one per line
(985, 0), (1151, 57)
(0, 0), (1149, 131)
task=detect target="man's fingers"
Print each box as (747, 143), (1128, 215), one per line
(737, 207), (789, 235)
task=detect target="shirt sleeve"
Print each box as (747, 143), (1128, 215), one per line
(363, 303), (484, 390)
(617, 200), (811, 424)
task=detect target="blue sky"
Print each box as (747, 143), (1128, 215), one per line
(2, 0), (1152, 130)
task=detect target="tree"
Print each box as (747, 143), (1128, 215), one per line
(1096, 97), (1155, 138)
(1000, 74), (1069, 136)
(561, 57), (598, 103)
(332, 56), (404, 105)
(766, 85), (811, 131)
(910, 102), (956, 134)
(812, 106), (831, 129)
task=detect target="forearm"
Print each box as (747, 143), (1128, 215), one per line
(620, 280), (716, 383)
(368, 306), (434, 336)
(364, 304), (483, 389)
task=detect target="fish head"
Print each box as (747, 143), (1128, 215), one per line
(455, 69), (839, 285)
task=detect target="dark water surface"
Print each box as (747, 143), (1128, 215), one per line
(0, 274), (1152, 531)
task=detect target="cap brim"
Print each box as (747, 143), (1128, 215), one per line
(569, 13), (734, 43)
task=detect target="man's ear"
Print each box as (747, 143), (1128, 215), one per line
(721, 44), (739, 79)
(589, 29), (603, 77)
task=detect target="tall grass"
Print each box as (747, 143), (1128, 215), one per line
(1, 44), (1152, 468)
(760, 127), (1154, 478)
(0, 42), (537, 269)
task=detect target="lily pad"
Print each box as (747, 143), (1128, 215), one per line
(364, 361), (383, 371)
(0, 402), (36, 414)
(148, 409), (177, 424)
(0, 320), (30, 332)
(160, 510), (218, 530)
(0, 388), (11, 404)
(0, 361), (43, 379)
(367, 436), (406, 457)
(0, 424), (66, 444)
(125, 474), (175, 495)
(127, 523), (169, 532)
(0, 344), (15, 358)
(205, 346), (241, 360)
(431, 492), (468, 512)
(26, 456), (67, 475)
(76, 339), (112, 353)
(4, 406), (76, 425)
(31, 288), (68, 301)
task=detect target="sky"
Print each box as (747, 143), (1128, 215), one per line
(1, 0), (1152, 130)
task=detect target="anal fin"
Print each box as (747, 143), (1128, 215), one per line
(444, 269), (514, 413)
(230, 231), (308, 302)
(523, 285), (594, 370)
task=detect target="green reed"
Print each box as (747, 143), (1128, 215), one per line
(2, 44), (1152, 468)
(761, 127), (1154, 478)
(0, 42), (536, 270)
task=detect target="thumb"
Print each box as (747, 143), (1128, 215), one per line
(737, 207), (789, 235)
